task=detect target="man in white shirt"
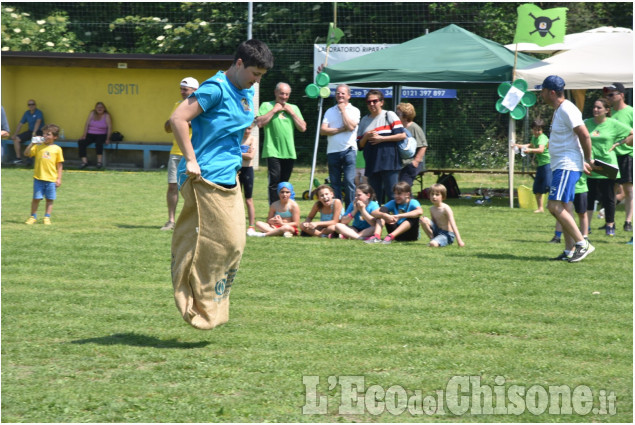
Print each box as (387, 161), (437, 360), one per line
(539, 75), (595, 263)
(320, 84), (360, 207)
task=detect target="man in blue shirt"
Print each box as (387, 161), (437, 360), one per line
(169, 39), (273, 330)
(12, 99), (44, 164)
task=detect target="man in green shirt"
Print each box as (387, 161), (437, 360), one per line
(256, 82), (306, 204)
(604, 82), (634, 232)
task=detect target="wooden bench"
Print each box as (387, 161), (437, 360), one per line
(2, 139), (172, 170)
(413, 168), (536, 192)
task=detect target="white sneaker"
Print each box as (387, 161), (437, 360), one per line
(246, 227), (257, 236)
(248, 230), (266, 237)
(283, 231), (293, 238)
(597, 208), (605, 219)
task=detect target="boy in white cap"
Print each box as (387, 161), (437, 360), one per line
(161, 77), (199, 230)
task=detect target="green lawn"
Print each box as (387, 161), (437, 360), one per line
(1, 166), (632, 422)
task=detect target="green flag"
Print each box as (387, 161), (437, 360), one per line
(326, 22), (344, 48)
(513, 4), (567, 46)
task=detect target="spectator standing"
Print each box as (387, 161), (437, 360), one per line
(396, 103), (428, 187)
(604, 82), (634, 233)
(78, 102), (112, 169)
(24, 124), (64, 225)
(256, 82), (307, 204)
(240, 124), (257, 235)
(12, 99), (44, 164)
(539, 75), (595, 263)
(515, 118), (551, 213)
(161, 77), (199, 231)
(584, 97), (633, 236)
(320, 84), (360, 207)
(357, 90), (406, 204)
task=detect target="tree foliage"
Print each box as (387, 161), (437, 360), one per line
(1, 2), (632, 166)
(1, 6), (81, 52)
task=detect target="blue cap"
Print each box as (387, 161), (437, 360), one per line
(277, 182), (295, 200)
(535, 75), (565, 91)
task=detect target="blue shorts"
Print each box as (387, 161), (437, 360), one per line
(548, 169), (581, 203)
(33, 178), (56, 200)
(533, 164), (552, 194)
(431, 222), (455, 246)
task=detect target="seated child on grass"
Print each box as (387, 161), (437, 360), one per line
(300, 184), (342, 237)
(334, 183), (382, 240)
(252, 182), (300, 237)
(24, 124), (64, 226)
(420, 183), (465, 247)
(369, 181), (423, 244)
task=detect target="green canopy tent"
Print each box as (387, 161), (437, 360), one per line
(322, 24), (542, 207)
(324, 24), (540, 87)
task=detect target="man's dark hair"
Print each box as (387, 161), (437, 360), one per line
(365, 89), (384, 102)
(234, 39), (274, 70)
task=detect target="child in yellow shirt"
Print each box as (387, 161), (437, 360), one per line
(24, 124), (64, 225)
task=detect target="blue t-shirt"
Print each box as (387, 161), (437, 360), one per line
(177, 71), (255, 187)
(344, 200), (380, 230)
(382, 198), (421, 225)
(20, 109), (44, 131)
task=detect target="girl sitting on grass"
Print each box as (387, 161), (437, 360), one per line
(300, 184), (342, 237)
(334, 183), (382, 240)
(252, 182), (300, 237)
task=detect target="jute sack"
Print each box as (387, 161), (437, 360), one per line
(171, 177), (246, 329)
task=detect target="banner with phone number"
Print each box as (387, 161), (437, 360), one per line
(315, 44), (456, 99)
(344, 87), (456, 99)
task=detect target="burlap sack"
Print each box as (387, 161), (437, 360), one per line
(171, 177), (246, 329)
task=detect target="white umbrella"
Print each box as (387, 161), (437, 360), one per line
(515, 32), (633, 90)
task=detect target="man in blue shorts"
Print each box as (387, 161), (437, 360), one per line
(169, 40), (273, 329)
(539, 75), (595, 262)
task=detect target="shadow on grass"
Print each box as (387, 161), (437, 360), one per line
(71, 332), (210, 349)
(116, 224), (165, 230)
(474, 253), (547, 262)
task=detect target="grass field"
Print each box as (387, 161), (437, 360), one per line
(1, 166), (632, 422)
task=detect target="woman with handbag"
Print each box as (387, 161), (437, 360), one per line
(78, 101), (112, 169)
(356, 90), (406, 204)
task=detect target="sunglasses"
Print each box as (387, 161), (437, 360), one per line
(28, 103), (35, 106)
(607, 93), (621, 98)
(366, 99), (381, 105)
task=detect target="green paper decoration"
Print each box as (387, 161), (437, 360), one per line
(305, 72), (331, 99)
(495, 78), (536, 119)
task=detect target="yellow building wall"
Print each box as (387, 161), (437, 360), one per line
(1, 65), (217, 142)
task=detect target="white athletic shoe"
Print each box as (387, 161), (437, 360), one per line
(246, 227), (258, 236)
